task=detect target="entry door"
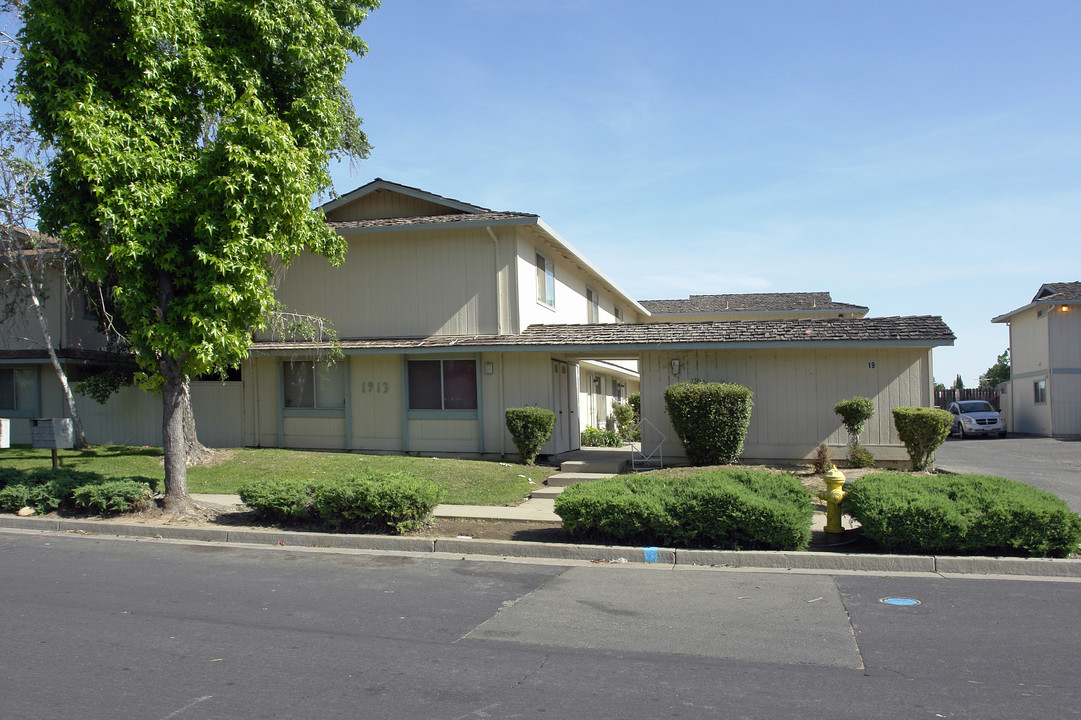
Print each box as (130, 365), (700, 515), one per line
(551, 360), (576, 453)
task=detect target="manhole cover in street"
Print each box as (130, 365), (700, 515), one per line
(880, 597), (920, 606)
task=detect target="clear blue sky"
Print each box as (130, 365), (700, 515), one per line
(332, 0), (1080, 387)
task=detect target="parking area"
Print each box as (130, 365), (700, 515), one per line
(934, 435), (1081, 512)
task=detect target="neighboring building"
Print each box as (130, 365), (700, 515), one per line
(992, 282), (1081, 437)
(1, 180), (955, 463)
(640, 292), (868, 322)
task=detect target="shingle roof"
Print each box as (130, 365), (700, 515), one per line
(250, 316), (953, 353)
(640, 292), (868, 314)
(1034, 282), (1081, 303)
(327, 211), (539, 232)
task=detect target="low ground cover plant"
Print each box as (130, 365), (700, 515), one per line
(664, 381), (754, 465)
(581, 426), (621, 447)
(555, 468), (812, 550)
(239, 471), (445, 534)
(0, 467), (157, 515)
(844, 472), (1081, 558)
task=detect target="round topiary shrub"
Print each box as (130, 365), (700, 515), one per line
(505, 407), (556, 465)
(664, 381), (753, 465)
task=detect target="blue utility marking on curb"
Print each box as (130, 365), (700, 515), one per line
(644, 547), (659, 563)
(880, 597), (920, 606)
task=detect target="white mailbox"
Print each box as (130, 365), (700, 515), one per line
(30, 418), (74, 450)
(0, 418), (9, 449)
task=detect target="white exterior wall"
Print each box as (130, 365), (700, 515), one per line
(638, 346), (933, 463)
(1050, 307), (1081, 435)
(514, 232), (638, 330)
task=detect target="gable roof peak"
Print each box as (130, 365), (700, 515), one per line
(319, 178), (497, 216)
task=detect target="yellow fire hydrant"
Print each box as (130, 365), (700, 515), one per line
(816, 467), (847, 534)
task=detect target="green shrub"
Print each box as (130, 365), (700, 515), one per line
(505, 407), (556, 464)
(847, 442), (876, 468)
(0, 466), (24, 491)
(628, 392), (641, 421)
(311, 472), (444, 533)
(239, 473), (445, 533)
(555, 469), (812, 550)
(845, 472), (1081, 558)
(611, 401), (640, 442)
(891, 407), (953, 471)
(0, 468), (107, 514)
(72, 479), (154, 514)
(238, 478), (317, 523)
(834, 397), (875, 441)
(664, 381), (753, 466)
(581, 426), (621, 447)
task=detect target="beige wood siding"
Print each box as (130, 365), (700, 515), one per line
(1052, 374), (1081, 436)
(488, 351), (561, 456)
(282, 417), (347, 450)
(190, 381), (245, 447)
(349, 354), (402, 451)
(275, 228), (502, 338)
(639, 347), (932, 463)
(1010, 309), (1049, 374)
(1050, 306), (1081, 369)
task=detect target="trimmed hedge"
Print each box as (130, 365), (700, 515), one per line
(845, 472), (1081, 558)
(611, 401), (640, 442)
(505, 407), (556, 464)
(664, 381), (754, 465)
(892, 407), (953, 471)
(238, 472), (445, 534)
(555, 468), (813, 550)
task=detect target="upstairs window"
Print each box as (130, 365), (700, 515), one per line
(586, 287), (599, 323)
(408, 359), (477, 411)
(613, 306), (623, 323)
(536, 251), (555, 308)
(284, 361), (345, 409)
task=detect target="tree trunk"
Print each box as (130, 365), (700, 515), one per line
(181, 377), (213, 466)
(4, 235), (88, 448)
(159, 354), (195, 514)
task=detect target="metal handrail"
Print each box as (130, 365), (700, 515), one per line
(628, 418), (666, 471)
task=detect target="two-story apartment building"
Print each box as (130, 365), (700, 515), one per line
(992, 282), (1081, 437)
(1, 179), (954, 463)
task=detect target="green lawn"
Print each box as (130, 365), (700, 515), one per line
(0, 446), (555, 506)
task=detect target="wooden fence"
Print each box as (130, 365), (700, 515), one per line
(934, 387), (1000, 410)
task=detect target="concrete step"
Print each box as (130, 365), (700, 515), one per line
(530, 485), (566, 499)
(545, 472), (616, 487)
(559, 459), (627, 475)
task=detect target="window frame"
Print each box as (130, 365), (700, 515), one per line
(586, 286), (599, 323)
(613, 305), (623, 323)
(282, 360), (346, 417)
(406, 357), (479, 418)
(535, 250), (555, 309)
(0, 365), (40, 417)
(1034, 379), (1047, 405)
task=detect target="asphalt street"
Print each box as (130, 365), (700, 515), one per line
(2, 530), (1079, 719)
(935, 435), (1081, 511)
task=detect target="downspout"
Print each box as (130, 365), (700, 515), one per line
(486, 226), (503, 335)
(499, 352), (506, 456)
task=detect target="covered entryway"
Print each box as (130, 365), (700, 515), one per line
(550, 359), (577, 454)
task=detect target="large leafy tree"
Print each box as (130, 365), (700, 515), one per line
(980, 349), (1010, 388)
(17, 0), (378, 512)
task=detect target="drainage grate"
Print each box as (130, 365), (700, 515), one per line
(880, 597), (921, 606)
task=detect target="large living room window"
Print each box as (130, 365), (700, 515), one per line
(283, 361), (345, 410)
(0, 366), (37, 416)
(408, 359), (477, 411)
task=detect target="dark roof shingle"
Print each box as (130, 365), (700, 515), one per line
(640, 292), (867, 314)
(251, 316), (954, 353)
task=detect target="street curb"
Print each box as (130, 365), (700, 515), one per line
(1, 514), (1079, 577)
